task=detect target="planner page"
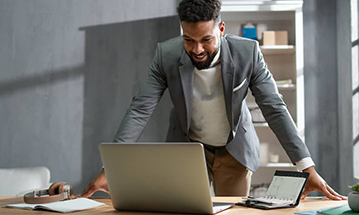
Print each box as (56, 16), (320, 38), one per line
(261, 175), (306, 203)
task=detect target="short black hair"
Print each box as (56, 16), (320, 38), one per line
(177, 0), (222, 24)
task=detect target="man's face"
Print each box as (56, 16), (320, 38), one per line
(182, 20), (225, 70)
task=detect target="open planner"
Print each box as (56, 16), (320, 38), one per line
(237, 170), (310, 209)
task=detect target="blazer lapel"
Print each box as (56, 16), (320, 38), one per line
(179, 50), (194, 134)
(221, 37), (235, 133)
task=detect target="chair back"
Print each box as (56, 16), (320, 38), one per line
(0, 166), (50, 196)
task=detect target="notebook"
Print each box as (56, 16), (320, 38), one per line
(294, 204), (354, 215)
(5, 198), (105, 213)
(317, 204), (356, 215)
(99, 142), (234, 214)
(237, 170), (309, 209)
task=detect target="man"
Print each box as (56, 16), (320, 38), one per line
(78, 0), (345, 199)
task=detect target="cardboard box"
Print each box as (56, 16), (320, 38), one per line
(262, 31), (288, 45)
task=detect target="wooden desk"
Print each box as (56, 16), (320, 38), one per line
(0, 196), (347, 214)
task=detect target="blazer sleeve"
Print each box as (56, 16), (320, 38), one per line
(114, 43), (168, 142)
(249, 41), (311, 163)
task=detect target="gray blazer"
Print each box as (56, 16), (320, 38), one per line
(114, 34), (311, 172)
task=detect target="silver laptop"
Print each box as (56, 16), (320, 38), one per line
(99, 142), (233, 214)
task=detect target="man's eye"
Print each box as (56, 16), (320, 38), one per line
(202, 38), (212, 42)
(185, 39), (194, 42)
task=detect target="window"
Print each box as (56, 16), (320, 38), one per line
(351, 0), (359, 179)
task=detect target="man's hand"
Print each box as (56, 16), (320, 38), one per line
(301, 166), (347, 200)
(74, 169), (109, 198)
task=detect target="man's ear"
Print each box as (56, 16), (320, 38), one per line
(219, 22), (225, 38)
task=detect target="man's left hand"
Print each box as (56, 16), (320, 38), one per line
(301, 166), (347, 200)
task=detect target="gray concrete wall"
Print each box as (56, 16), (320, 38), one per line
(337, 0), (355, 193)
(303, 0), (353, 194)
(0, 0), (180, 194)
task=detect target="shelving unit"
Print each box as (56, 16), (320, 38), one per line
(221, 1), (304, 187)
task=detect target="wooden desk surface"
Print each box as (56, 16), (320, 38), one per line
(0, 196), (347, 215)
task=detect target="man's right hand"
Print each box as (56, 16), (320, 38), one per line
(75, 169), (109, 198)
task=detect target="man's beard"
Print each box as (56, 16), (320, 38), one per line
(188, 49), (219, 70)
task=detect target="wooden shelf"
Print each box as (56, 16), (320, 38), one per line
(260, 162), (295, 168)
(221, 1), (303, 12)
(253, 122), (269, 127)
(277, 84), (296, 91)
(260, 45), (295, 55)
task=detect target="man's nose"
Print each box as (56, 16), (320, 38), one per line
(193, 42), (204, 55)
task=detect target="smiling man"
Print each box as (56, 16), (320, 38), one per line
(182, 21), (224, 70)
(78, 0), (346, 200)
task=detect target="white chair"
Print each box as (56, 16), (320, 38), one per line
(0, 166), (51, 196)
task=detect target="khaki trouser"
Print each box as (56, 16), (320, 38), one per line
(203, 144), (252, 196)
